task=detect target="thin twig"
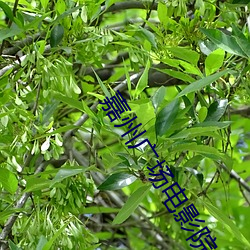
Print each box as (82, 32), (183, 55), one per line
(63, 73), (139, 141)
(0, 0), (20, 55)
(197, 170), (219, 197)
(141, 0), (156, 28)
(239, 183), (250, 206)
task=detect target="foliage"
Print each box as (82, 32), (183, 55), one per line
(0, 0), (250, 249)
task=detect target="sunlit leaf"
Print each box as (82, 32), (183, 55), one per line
(151, 86), (166, 111)
(176, 70), (231, 97)
(51, 166), (86, 186)
(0, 168), (18, 194)
(200, 28), (247, 58)
(168, 47), (200, 65)
(205, 49), (225, 75)
(205, 99), (228, 122)
(198, 106), (208, 122)
(98, 172), (137, 191)
(157, 1), (168, 24)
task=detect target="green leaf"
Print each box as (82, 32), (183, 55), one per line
(157, 1), (168, 24)
(14, 15), (24, 28)
(176, 87), (195, 119)
(51, 166), (86, 186)
(0, 2), (14, 21)
(198, 106), (208, 122)
(138, 27), (157, 48)
(40, 0), (49, 9)
(203, 201), (250, 248)
(123, 60), (132, 93)
(98, 173), (137, 191)
(185, 167), (204, 187)
(105, 0), (117, 9)
(176, 69), (231, 98)
(33, 125), (79, 140)
(80, 206), (120, 214)
(0, 25), (23, 42)
(193, 121), (231, 129)
(0, 209), (23, 223)
(231, 24), (246, 40)
(155, 99), (179, 137)
(112, 185), (151, 224)
(25, 12), (52, 30)
(183, 155), (204, 168)
(50, 24), (64, 47)
(156, 68), (195, 83)
(168, 47), (200, 65)
(170, 143), (231, 167)
(36, 236), (48, 250)
(199, 39), (218, 55)
(41, 101), (60, 125)
(53, 92), (85, 112)
(178, 61), (203, 76)
(200, 28), (247, 58)
(205, 99), (228, 122)
(205, 48), (225, 75)
(95, 232), (124, 240)
(42, 223), (69, 250)
(81, 100), (97, 120)
(0, 168), (18, 194)
(170, 142), (198, 152)
(24, 177), (51, 192)
(170, 126), (220, 139)
(134, 59), (150, 98)
(9, 241), (22, 250)
(53, 5), (83, 23)
(94, 71), (111, 98)
(234, 35), (250, 58)
(151, 86), (166, 111)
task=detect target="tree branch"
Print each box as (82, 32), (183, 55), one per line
(2, 32), (46, 56)
(219, 163), (250, 193)
(0, 45), (50, 78)
(0, 161), (49, 241)
(230, 106), (250, 118)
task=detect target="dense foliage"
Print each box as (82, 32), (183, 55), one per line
(0, 0), (250, 249)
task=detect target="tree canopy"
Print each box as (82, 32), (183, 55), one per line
(0, 0), (250, 249)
